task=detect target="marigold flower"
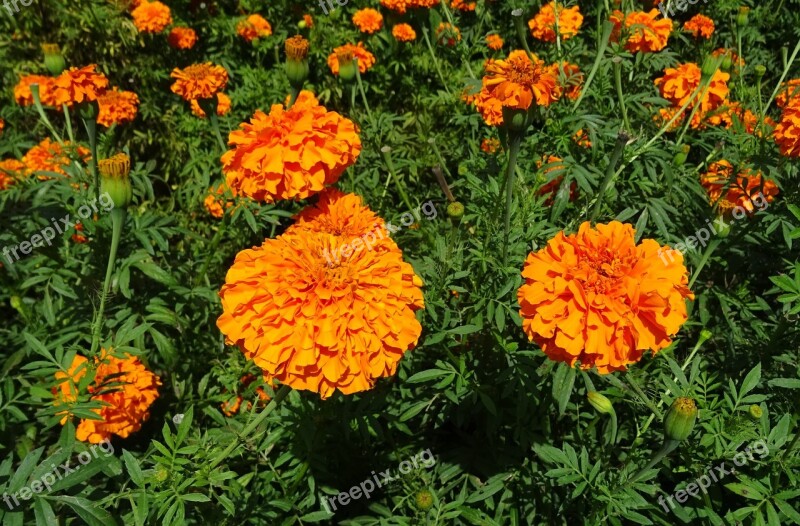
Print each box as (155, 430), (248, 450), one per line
(518, 221), (694, 374)
(220, 374), (271, 416)
(700, 160), (779, 215)
(774, 101), (800, 157)
(528, 1), (583, 42)
(303, 14), (314, 28)
(97, 88), (139, 127)
(573, 128), (591, 148)
(237, 14), (272, 42)
(190, 92), (231, 118)
(473, 85), (505, 127)
(451, 0), (476, 11)
(71, 222), (88, 244)
(168, 27), (198, 49)
(327, 43), (376, 75)
(776, 79), (800, 109)
(486, 34), (503, 50)
(482, 50), (560, 111)
(0, 159), (25, 190)
(393, 23), (417, 42)
(131, 0), (172, 33)
(610, 9), (671, 53)
(548, 61), (583, 101)
(217, 228), (424, 399)
(23, 138), (90, 179)
(53, 65), (109, 106)
(684, 14), (715, 39)
(353, 8), (383, 34)
(14, 74), (59, 106)
(204, 182), (236, 218)
(480, 137), (501, 154)
(53, 349), (161, 443)
(436, 23), (461, 46)
(381, 0), (408, 13)
(536, 155), (576, 205)
(655, 62), (729, 126)
(222, 90), (362, 203)
(170, 62), (228, 101)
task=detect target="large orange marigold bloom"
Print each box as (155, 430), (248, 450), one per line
(237, 14), (272, 42)
(217, 230), (424, 399)
(655, 62), (729, 118)
(528, 2), (583, 42)
(353, 8), (383, 34)
(168, 27), (198, 49)
(97, 88), (139, 127)
(684, 14), (715, 39)
(221, 90), (361, 203)
(14, 74), (59, 106)
(518, 222), (693, 374)
(23, 139), (90, 179)
(393, 23), (417, 42)
(700, 160), (779, 215)
(482, 50), (560, 111)
(190, 92), (232, 118)
(610, 9), (671, 53)
(327, 43), (376, 75)
(170, 62), (228, 101)
(774, 101), (800, 158)
(131, 0), (172, 33)
(53, 65), (109, 106)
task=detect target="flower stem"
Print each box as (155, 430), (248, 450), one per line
(209, 111), (227, 153)
(627, 439), (680, 485)
(31, 87), (63, 144)
(354, 59), (374, 123)
(763, 38), (800, 116)
(590, 131), (628, 222)
(82, 115), (100, 201)
(501, 134), (522, 266)
(614, 60), (632, 133)
(573, 21), (614, 111)
(422, 28), (452, 96)
(194, 211), (230, 288)
(688, 238), (721, 289)
(381, 147), (415, 213)
(89, 208), (125, 356)
(63, 104), (75, 144)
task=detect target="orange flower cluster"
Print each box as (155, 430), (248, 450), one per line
(53, 65), (109, 106)
(131, 0), (172, 33)
(536, 155), (576, 205)
(54, 349), (161, 443)
(451, 0), (476, 11)
(486, 34), (503, 50)
(97, 88), (139, 127)
(700, 160), (779, 215)
(436, 23), (461, 46)
(392, 23), (417, 42)
(222, 91), (362, 203)
(518, 222), (693, 374)
(327, 43), (376, 75)
(480, 137), (501, 154)
(14, 74), (59, 106)
(654, 62), (730, 129)
(217, 189), (424, 399)
(170, 62), (228, 102)
(190, 92), (231, 118)
(204, 182), (236, 218)
(774, 101), (800, 157)
(549, 61), (583, 101)
(0, 159), (24, 190)
(776, 79), (800, 109)
(353, 8), (383, 34)
(528, 2), (583, 42)
(22, 138), (90, 179)
(573, 128), (592, 148)
(237, 14), (272, 42)
(684, 14), (715, 39)
(380, 0), (437, 13)
(220, 374), (271, 416)
(610, 9), (672, 53)
(168, 27), (198, 49)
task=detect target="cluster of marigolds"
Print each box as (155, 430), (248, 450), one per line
(0, 0), (794, 445)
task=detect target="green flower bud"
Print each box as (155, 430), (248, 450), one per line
(754, 65), (766, 78)
(285, 35), (310, 90)
(715, 216), (732, 237)
(502, 106), (528, 133)
(154, 466), (169, 483)
(664, 397), (698, 442)
(99, 153), (132, 209)
(701, 55), (719, 80)
(337, 51), (357, 82)
(587, 391), (614, 414)
(736, 6), (749, 28)
(447, 202), (465, 219)
(415, 489), (434, 511)
(673, 144), (690, 166)
(749, 404), (763, 420)
(42, 43), (66, 76)
(720, 54), (733, 72)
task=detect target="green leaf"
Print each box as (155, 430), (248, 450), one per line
(122, 450), (145, 488)
(740, 363), (762, 396)
(725, 482), (765, 500)
(49, 496), (118, 526)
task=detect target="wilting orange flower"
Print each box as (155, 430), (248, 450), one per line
(217, 200), (424, 400)
(14, 75), (59, 106)
(353, 8), (383, 34)
(393, 23), (417, 42)
(775, 101), (800, 158)
(131, 0), (172, 33)
(610, 9), (671, 53)
(684, 14), (715, 39)
(221, 374), (271, 416)
(168, 27), (198, 49)
(486, 34), (504, 50)
(482, 50), (560, 111)
(451, 0), (476, 11)
(53, 65), (109, 106)
(0, 159), (25, 190)
(481, 137), (501, 154)
(237, 14), (272, 42)
(700, 160), (779, 215)
(53, 349), (161, 443)
(303, 14), (314, 28)
(204, 182), (236, 218)
(170, 62), (228, 101)
(190, 92), (232, 118)
(222, 90), (361, 203)
(23, 139), (90, 179)
(518, 221), (693, 374)
(97, 88), (139, 127)
(776, 79), (800, 109)
(327, 43), (376, 75)
(528, 1), (583, 42)
(655, 63), (729, 128)
(549, 61), (583, 101)
(573, 128), (591, 148)
(436, 23), (461, 46)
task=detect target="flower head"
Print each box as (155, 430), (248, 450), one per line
(97, 88), (139, 127)
(131, 0), (172, 33)
(684, 14), (715, 39)
(528, 2), (583, 42)
(170, 62), (228, 101)
(776, 79), (800, 109)
(518, 221), (693, 374)
(393, 23), (417, 42)
(480, 137), (501, 154)
(53, 65), (109, 106)
(168, 27), (198, 49)
(14, 74), (58, 106)
(700, 160), (779, 215)
(486, 34), (503, 50)
(237, 14), (272, 42)
(23, 138), (90, 179)
(327, 43), (376, 75)
(436, 23), (461, 46)
(0, 159), (25, 190)
(610, 9), (671, 53)
(353, 8), (383, 34)
(775, 101), (800, 157)
(655, 62), (729, 128)
(204, 182), (236, 218)
(482, 50), (560, 111)
(548, 61), (583, 101)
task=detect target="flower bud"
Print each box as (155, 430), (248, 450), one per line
(502, 106), (528, 133)
(98, 153), (132, 209)
(736, 6), (749, 28)
(415, 489), (434, 511)
(336, 50), (357, 82)
(587, 391), (614, 414)
(701, 55), (719, 80)
(298, 20), (307, 29)
(447, 202), (465, 219)
(42, 43), (66, 76)
(754, 65), (766, 78)
(720, 54), (733, 72)
(285, 35), (310, 90)
(715, 216), (732, 237)
(673, 144), (690, 166)
(699, 329), (713, 343)
(664, 397), (698, 442)
(749, 404), (763, 420)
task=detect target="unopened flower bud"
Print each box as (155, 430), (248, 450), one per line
(336, 50), (357, 82)
(664, 397), (698, 441)
(587, 391), (614, 414)
(447, 202), (465, 219)
(99, 153), (132, 209)
(673, 144), (690, 166)
(754, 65), (766, 78)
(720, 53), (733, 72)
(42, 43), (66, 75)
(701, 55), (719, 80)
(749, 404), (763, 420)
(736, 6), (749, 28)
(502, 106), (528, 133)
(415, 489), (434, 510)
(285, 35), (310, 90)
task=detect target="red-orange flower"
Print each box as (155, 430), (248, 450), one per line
(170, 63), (228, 101)
(392, 23), (417, 42)
(53, 349), (161, 443)
(480, 137), (501, 154)
(482, 50), (560, 111)
(0, 159), (25, 190)
(528, 1), (583, 42)
(486, 34), (504, 50)
(22, 139), (90, 179)
(204, 182), (236, 218)
(131, 0), (172, 33)
(700, 160), (779, 215)
(14, 74), (59, 106)
(53, 65), (109, 106)
(654, 62), (729, 128)
(327, 43), (376, 75)
(451, 0), (476, 11)
(190, 92), (232, 118)
(518, 221), (693, 374)
(684, 14), (715, 39)
(237, 14), (272, 42)
(97, 88), (139, 127)
(353, 8), (383, 34)
(220, 374), (271, 416)
(221, 90), (361, 203)
(775, 101), (800, 158)
(303, 14), (314, 28)
(168, 27), (198, 49)
(776, 79), (800, 109)
(536, 155), (576, 205)
(573, 128), (592, 148)
(610, 9), (671, 53)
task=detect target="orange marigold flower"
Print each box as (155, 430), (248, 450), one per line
(451, 0), (476, 11)
(23, 139), (90, 179)
(54, 349), (161, 443)
(190, 92), (232, 118)
(353, 8), (383, 34)
(131, 0), (172, 33)
(327, 43), (376, 75)
(97, 88), (139, 127)
(610, 9), (671, 53)
(700, 160), (779, 215)
(53, 65), (109, 106)
(548, 61), (583, 101)
(528, 1), (583, 42)
(381, 0), (408, 13)
(480, 137), (501, 154)
(237, 14), (272, 42)
(436, 23), (461, 46)
(776, 79), (800, 109)
(392, 23), (417, 42)
(168, 27), (198, 49)
(303, 14), (314, 28)
(14, 75), (59, 106)
(71, 223), (88, 244)
(483, 50), (560, 111)
(775, 101), (800, 158)
(0, 159), (25, 190)
(222, 90), (362, 203)
(486, 34), (504, 50)
(518, 221), (694, 374)
(473, 85), (505, 127)
(573, 128), (592, 148)
(204, 182), (236, 218)
(684, 14), (715, 39)
(221, 374), (271, 416)
(655, 62), (729, 116)
(170, 62), (228, 101)
(217, 212), (424, 400)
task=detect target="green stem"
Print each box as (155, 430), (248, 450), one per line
(31, 86), (64, 144)
(628, 439), (680, 485)
(688, 238), (721, 289)
(82, 116), (99, 201)
(573, 21), (614, 111)
(501, 134), (522, 266)
(614, 60), (632, 133)
(422, 28), (452, 96)
(288, 87), (300, 109)
(381, 147), (415, 213)
(763, 38), (800, 116)
(626, 374), (663, 420)
(590, 131), (627, 222)
(89, 208), (125, 356)
(63, 104), (75, 144)
(209, 111), (227, 153)
(675, 81), (711, 146)
(194, 212), (230, 288)
(354, 59), (374, 122)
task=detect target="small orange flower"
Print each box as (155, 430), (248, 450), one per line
(327, 43), (376, 75)
(610, 9), (671, 53)
(548, 61), (583, 101)
(71, 222), (89, 244)
(536, 155), (576, 205)
(170, 62), (228, 101)
(473, 83), (505, 127)
(700, 160), (779, 215)
(436, 23), (461, 46)
(381, 0), (408, 13)
(222, 90), (362, 203)
(482, 50), (560, 111)
(486, 34), (504, 50)
(684, 14), (715, 39)
(353, 8), (383, 34)
(14, 75), (59, 106)
(0, 159), (25, 190)
(774, 101), (800, 158)
(97, 88), (139, 127)
(190, 92), (232, 118)
(168, 27), (198, 49)
(53, 349), (161, 443)
(655, 62), (729, 128)
(528, 1), (583, 42)
(518, 221), (693, 374)
(220, 374), (271, 416)
(480, 137), (501, 154)
(204, 182), (236, 218)
(303, 14), (314, 28)
(451, 0), (476, 11)
(23, 139), (90, 179)
(131, 0), (172, 33)
(573, 128), (592, 148)
(392, 23), (417, 42)
(53, 65), (109, 106)
(237, 14), (272, 42)
(776, 79), (800, 109)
